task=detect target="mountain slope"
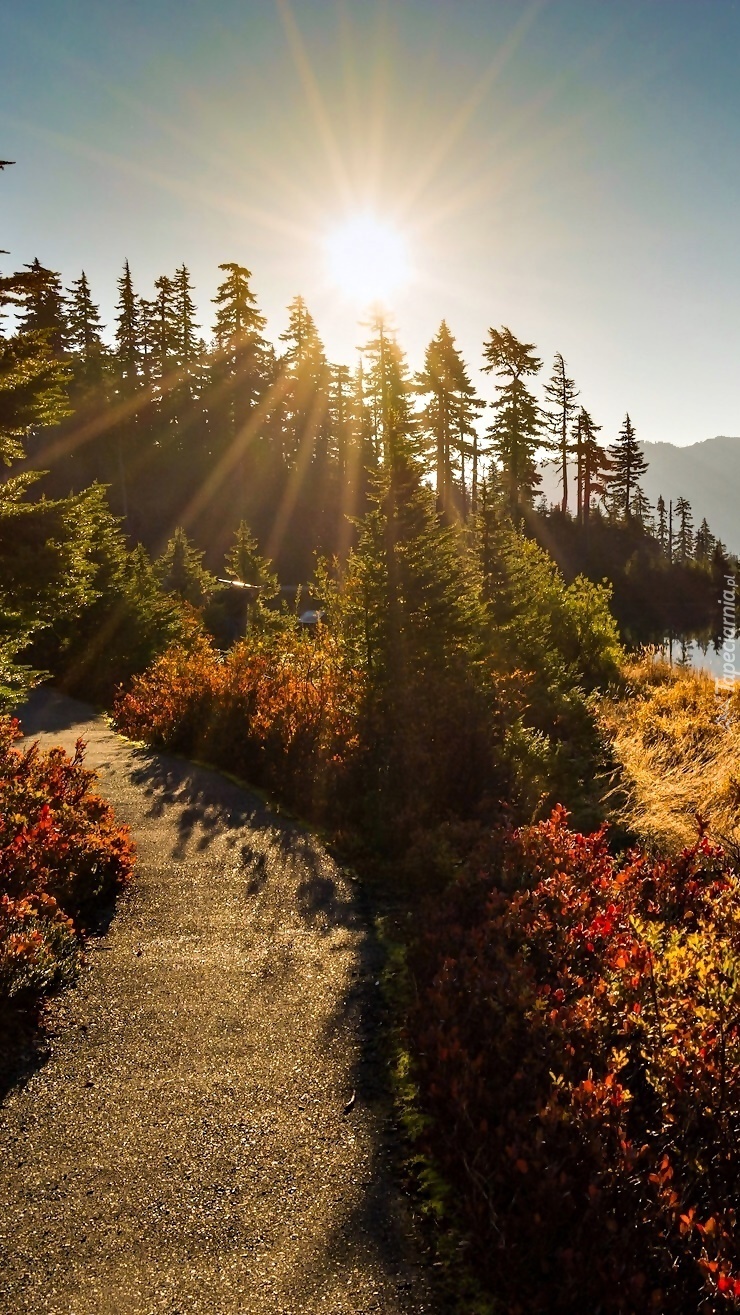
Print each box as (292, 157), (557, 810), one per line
(539, 435), (740, 553)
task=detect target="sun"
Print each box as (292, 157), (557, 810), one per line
(323, 214), (411, 306)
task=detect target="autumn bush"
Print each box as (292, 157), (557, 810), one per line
(114, 624), (363, 818)
(0, 715), (134, 1023)
(409, 806), (740, 1313)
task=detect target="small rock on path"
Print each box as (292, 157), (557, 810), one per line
(0, 689), (434, 1315)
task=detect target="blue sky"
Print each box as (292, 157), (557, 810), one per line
(2, 0), (740, 446)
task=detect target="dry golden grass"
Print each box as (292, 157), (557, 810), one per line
(601, 657), (740, 856)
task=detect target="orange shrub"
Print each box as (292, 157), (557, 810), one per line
(114, 627), (363, 816)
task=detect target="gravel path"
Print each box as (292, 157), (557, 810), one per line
(0, 689), (434, 1315)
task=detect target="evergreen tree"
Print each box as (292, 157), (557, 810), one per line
(544, 352), (579, 514)
(674, 495), (694, 562)
(224, 519), (278, 594)
(416, 321), (484, 520)
(607, 413), (648, 521)
(66, 271), (107, 396)
(154, 526), (216, 607)
(173, 264), (200, 380)
(579, 408), (609, 526)
(151, 274), (178, 385)
(695, 517), (715, 564)
(114, 260), (141, 394)
(16, 258), (68, 356)
(630, 486), (654, 532)
(482, 325), (542, 514)
(656, 495), (668, 553)
(360, 311), (417, 476)
(278, 295), (330, 467)
(211, 261), (268, 439)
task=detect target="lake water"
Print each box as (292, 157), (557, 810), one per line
(655, 634), (740, 681)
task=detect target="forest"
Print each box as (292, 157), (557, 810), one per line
(5, 236), (740, 1313)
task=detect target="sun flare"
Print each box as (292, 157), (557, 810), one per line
(324, 214), (411, 306)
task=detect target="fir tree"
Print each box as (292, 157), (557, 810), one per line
(544, 352), (579, 514)
(579, 408), (609, 526)
(482, 325), (542, 514)
(114, 260), (140, 394)
(278, 295), (330, 467)
(674, 495), (694, 562)
(656, 495), (668, 553)
(607, 413), (648, 521)
(695, 517), (715, 564)
(360, 311), (416, 476)
(66, 271), (107, 400)
(16, 258), (68, 356)
(224, 520), (278, 594)
(416, 321), (484, 520)
(630, 486), (654, 532)
(154, 526), (216, 607)
(211, 261), (268, 438)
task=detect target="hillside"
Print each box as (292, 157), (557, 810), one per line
(539, 434), (740, 553)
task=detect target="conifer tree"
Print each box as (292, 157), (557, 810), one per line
(607, 413), (648, 521)
(16, 258), (68, 356)
(360, 311), (417, 475)
(151, 274), (178, 385)
(674, 495), (694, 562)
(278, 295), (330, 467)
(416, 321), (483, 519)
(66, 272), (106, 364)
(173, 264), (200, 379)
(224, 519), (278, 594)
(695, 517), (715, 564)
(544, 352), (579, 514)
(656, 495), (668, 553)
(154, 526), (216, 607)
(115, 260), (141, 394)
(482, 326), (542, 514)
(211, 261), (268, 438)
(630, 486), (654, 532)
(579, 408), (609, 526)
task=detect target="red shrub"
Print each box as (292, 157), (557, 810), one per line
(0, 715), (134, 1016)
(410, 808), (740, 1312)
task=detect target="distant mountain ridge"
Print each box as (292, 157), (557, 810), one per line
(538, 435), (740, 555)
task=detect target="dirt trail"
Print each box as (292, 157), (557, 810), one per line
(0, 689), (434, 1315)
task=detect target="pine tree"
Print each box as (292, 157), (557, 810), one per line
(114, 260), (141, 394)
(416, 321), (484, 520)
(360, 311), (417, 476)
(543, 352), (579, 514)
(173, 264), (200, 378)
(224, 519), (278, 594)
(656, 496), (668, 553)
(211, 261), (268, 437)
(695, 517), (715, 564)
(154, 526), (216, 607)
(674, 495), (694, 562)
(482, 325), (542, 514)
(579, 408), (609, 526)
(16, 258), (68, 356)
(630, 486), (654, 532)
(607, 413), (648, 521)
(65, 270), (106, 394)
(278, 295), (330, 467)
(151, 274), (178, 385)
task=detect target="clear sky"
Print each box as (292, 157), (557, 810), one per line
(2, 0), (740, 447)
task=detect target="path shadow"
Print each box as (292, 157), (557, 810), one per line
(13, 686), (94, 739)
(126, 750), (363, 937)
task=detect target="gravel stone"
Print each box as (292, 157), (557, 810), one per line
(0, 689), (435, 1314)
